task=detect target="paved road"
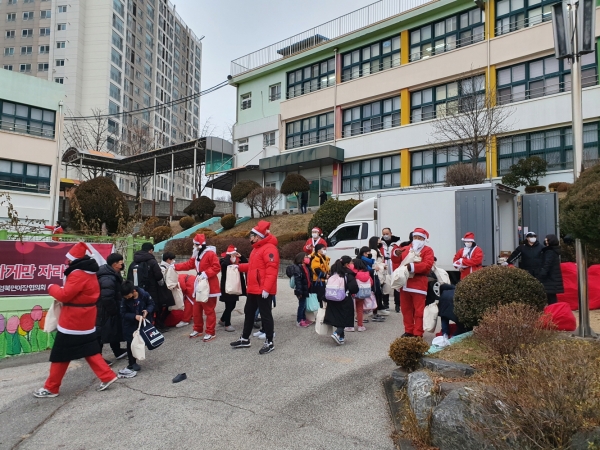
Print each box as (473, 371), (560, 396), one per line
(0, 279), (409, 450)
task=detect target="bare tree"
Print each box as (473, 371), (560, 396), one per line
(247, 187), (281, 217)
(0, 192), (46, 240)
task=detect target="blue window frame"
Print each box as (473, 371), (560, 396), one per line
(342, 96), (400, 137)
(341, 35), (400, 82)
(0, 100), (55, 138)
(342, 154), (400, 193)
(495, 0), (557, 36)
(287, 57), (335, 99)
(411, 146), (486, 185)
(286, 112), (334, 149)
(0, 159), (51, 194)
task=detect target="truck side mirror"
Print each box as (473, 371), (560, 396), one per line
(354, 248), (359, 256)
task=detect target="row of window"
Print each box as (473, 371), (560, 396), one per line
(0, 100), (56, 138)
(5, 0), (52, 3)
(342, 96), (400, 137)
(0, 159), (51, 194)
(4, 24), (66, 38)
(5, 10), (57, 21)
(3, 42), (66, 55)
(287, 57), (335, 99)
(286, 112), (335, 150)
(342, 154), (401, 193)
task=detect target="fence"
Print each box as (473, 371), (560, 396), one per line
(125, 199), (232, 217)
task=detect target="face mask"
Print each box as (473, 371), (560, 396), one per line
(320, 249), (326, 256)
(347, 263), (354, 271)
(303, 257), (311, 265)
(312, 233), (319, 239)
(382, 235), (390, 241)
(230, 256), (236, 263)
(464, 242), (473, 248)
(528, 237), (537, 244)
(412, 240), (425, 252)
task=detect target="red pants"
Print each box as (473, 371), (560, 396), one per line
(401, 290), (426, 336)
(355, 299), (364, 327)
(193, 296), (217, 335)
(44, 354), (115, 394)
(182, 298), (194, 323)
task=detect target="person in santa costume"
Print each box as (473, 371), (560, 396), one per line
(45, 221), (64, 242)
(218, 245), (247, 332)
(174, 234), (221, 341)
(173, 273), (195, 328)
(34, 242), (117, 398)
(230, 220), (279, 355)
(303, 227), (327, 254)
(397, 228), (434, 337)
(452, 232), (484, 280)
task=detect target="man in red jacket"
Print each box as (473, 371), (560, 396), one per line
(174, 234), (221, 341)
(453, 232), (484, 279)
(397, 227), (434, 337)
(303, 227), (327, 254)
(34, 242), (117, 398)
(230, 220), (279, 355)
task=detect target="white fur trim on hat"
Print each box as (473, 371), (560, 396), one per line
(251, 228), (265, 238)
(413, 231), (428, 239)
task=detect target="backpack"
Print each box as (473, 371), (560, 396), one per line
(285, 265), (296, 289)
(356, 276), (372, 299)
(325, 273), (346, 301)
(128, 261), (149, 289)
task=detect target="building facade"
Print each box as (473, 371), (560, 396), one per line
(225, 0), (600, 217)
(0, 0), (202, 202)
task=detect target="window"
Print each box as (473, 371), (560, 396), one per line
(146, 18), (154, 33)
(342, 96), (400, 137)
(411, 74), (485, 122)
(342, 154), (400, 192)
(109, 101), (120, 115)
(40, 27), (50, 36)
(56, 41), (65, 49)
(54, 77), (63, 83)
(3, 65), (13, 71)
(263, 131), (276, 147)
(23, 12), (34, 20)
(113, 0), (124, 17)
(342, 35), (401, 81)
(410, 9), (483, 61)
(20, 46), (32, 55)
(498, 123), (600, 173)
(112, 31), (123, 50)
(41, 10), (51, 19)
(0, 159), (51, 194)
(411, 146), (485, 185)
(143, 93), (150, 106)
(39, 45), (50, 53)
(144, 77), (151, 92)
(286, 111), (335, 149)
(145, 48), (152, 63)
(55, 59), (65, 66)
(109, 83), (121, 101)
(6, 13), (16, 21)
(8, 0), (17, 4)
(3, 47), (14, 56)
(58, 5), (67, 13)
(240, 92), (251, 110)
(329, 225), (361, 246)
(110, 65), (122, 84)
(113, 13), (124, 33)
(146, 4), (155, 18)
(57, 23), (66, 31)
(0, 100), (56, 138)
(22, 29), (33, 37)
(37, 63), (48, 71)
(496, 0), (556, 36)
(19, 64), (31, 72)
(5, 30), (15, 39)
(287, 57), (335, 98)
(237, 138), (248, 152)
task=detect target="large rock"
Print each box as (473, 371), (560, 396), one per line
(407, 371), (435, 427)
(420, 357), (475, 378)
(391, 368), (409, 389)
(571, 428), (600, 450)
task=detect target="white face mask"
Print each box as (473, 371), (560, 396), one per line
(528, 237), (537, 244)
(312, 233), (319, 239)
(320, 249), (326, 256)
(464, 242), (473, 248)
(382, 235), (391, 241)
(412, 240), (425, 252)
(230, 256), (236, 263)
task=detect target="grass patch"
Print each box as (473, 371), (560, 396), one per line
(435, 335), (489, 369)
(218, 213), (314, 238)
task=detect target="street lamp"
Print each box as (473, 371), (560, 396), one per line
(552, 0), (597, 337)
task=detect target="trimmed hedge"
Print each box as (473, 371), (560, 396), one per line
(71, 176), (129, 233)
(150, 226), (173, 244)
(179, 216), (195, 230)
(280, 240), (305, 260)
(221, 214), (237, 230)
(308, 198), (362, 237)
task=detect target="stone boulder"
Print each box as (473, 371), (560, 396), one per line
(391, 368), (409, 390)
(407, 371), (435, 428)
(420, 357), (475, 378)
(571, 428), (600, 450)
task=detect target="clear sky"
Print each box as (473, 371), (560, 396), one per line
(174, 0), (371, 140)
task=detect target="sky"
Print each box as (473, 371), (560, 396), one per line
(175, 0), (372, 139)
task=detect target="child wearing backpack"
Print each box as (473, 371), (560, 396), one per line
(286, 252), (311, 327)
(347, 259), (371, 332)
(323, 256), (359, 345)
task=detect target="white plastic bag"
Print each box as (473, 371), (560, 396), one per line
(225, 265), (242, 295)
(131, 319), (146, 361)
(432, 335), (451, 348)
(381, 274), (392, 295)
(315, 304), (332, 336)
(423, 301), (439, 333)
(164, 264), (184, 311)
(43, 301), (62, 332)
(433, 264), (451, 285)
(195, 277), (210, 303)
(391, 265), (409, 291)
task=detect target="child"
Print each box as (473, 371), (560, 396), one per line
(119, 281), (155, 378)
(218, 245), (247, 332)
(347, 259), (371, 332)
(286, 252), (311, 327)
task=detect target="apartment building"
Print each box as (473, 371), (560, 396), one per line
(224, 0), (600, 217)
(0, 0), (202, 202)
(0, 69), (64, 224)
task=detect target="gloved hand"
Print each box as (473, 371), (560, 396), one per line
(199, 272), (208, 280)
(500, 261), (509, 266)
(262, 290), (269, 298)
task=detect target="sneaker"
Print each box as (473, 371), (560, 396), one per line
(257, 332), (275, 340)
(127, 363), (141, 372)
(299, 320), (310, 328)
(203, 334), (216, 342)
(331, 332), (345, 345)
(33, 388), (58, 398)
(259, 340), (274, 355)
(98, 377), (118, 391)
(344, 327), (355, 332)
(304, 320), (314, 326)
(224, 325), (235, 332)
(401, 332), (414, 338)
(115, 351), (128, 360)
(372, 315), (386, 322)
(175, 321), (190, 328)
(218, 320), (226, 327)
(118, 368), (137, 379)
(189, 330), (203, 338)
(253, 330), (264, 337)
(378, 310), (390, 316)
(395, 305), (400, 313)
(104, 358), (114, 367)
(230, 336), (251, 348)
(357, 326), (366, 332)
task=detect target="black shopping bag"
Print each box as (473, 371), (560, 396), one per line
(140, 319), (164, 350)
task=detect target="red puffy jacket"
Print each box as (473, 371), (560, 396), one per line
(452, 245), (484, 279)
(238, 233), (280, 295)
(174, 247), (221, 298)
(399, 245), (435, 296)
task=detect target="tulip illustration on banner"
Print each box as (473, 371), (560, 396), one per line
(0, 306), (53, 358)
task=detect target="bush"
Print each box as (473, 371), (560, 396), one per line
(471, 339), (600, 449)
(183, 196), (216, 219)
(138, 216), (163, 238)
(220, 214), (237, 230)
(280, 240), (305, 260)
(150, 225), (173, 244)
(454, 265), (547, 328)
(548, 182), (561, 190)
(308, 199), (362, 237)
(556, 182), (573, 192)
(231, 179), (261, 203)
(164, 237), (193, 255)
(561, 163), (600, 249)
(280, 173), (310, 197)
(293, 231), (308, 241)
(277, 233), (299, 248)
(207, 236), (253, 258)
(560, 238), (600, 265)
(70, 176), (129, 233)
(524, 185), (546, 193)
(388, 336), (430, 372)
(444, 163), (486, 186)
(190, 228), (216, 240)
(501, 156), (548, 188)
(473, 303), (556, 357)
(179, 216), (195, 230)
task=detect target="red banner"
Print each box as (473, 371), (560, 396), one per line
(0, 241), (114, 297)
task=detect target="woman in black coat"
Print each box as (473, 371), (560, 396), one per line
(324, 255), (359, 345)
(219, 249), (247, 332)
(537, 234), (564, 305)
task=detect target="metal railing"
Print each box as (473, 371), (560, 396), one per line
(0, 179), (50, 194)
(231, 0), (434, 77)
(285, 134), (334, 150)
(341, 117), (401, 137)
(0, 120), (55, 138)
(286, 78), (335, 99)
(409, 30), (484, 62)
(495, 11), (552, 36)
(341, 56), (401, 82)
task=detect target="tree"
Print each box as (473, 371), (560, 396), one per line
(280, 173), (310, 207)
(429, 74), (514, 175)
(445, 163), (486, 186)
(183, 195), (216, 220)
(247, 187), (282, 217)
(231, 179), (261, 218)
(0, 192), (46, 239)
(501, 156), (548, 188)
(308, 199), (362, 237)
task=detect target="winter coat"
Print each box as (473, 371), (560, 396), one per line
(438, 284), (459, 324)
(286, 263), (311, 299)
(381, 236), (401, 273)
(452, 244), (484, 280)
(48, 256), (100, 335)
(178, 273), (195, 307)
(391, 241), (412, 271)
(399, 245), (435, 296)
(174, 246), (221, 298)
(96, 264), (123, 343)
(220, 255), (247, 302)
(310, 253), (330, 284)
(158, 261), (178, 308)
(238, 233), (280, 295)
(303, 236), (328, 254)
(120, 287), (155, 340)
(538, 241), (564, 294)
(355, 270), (373, 288)
(507, 241), (543, 277)
(128, 250), (164, 305)
(324, 267), (359, 328)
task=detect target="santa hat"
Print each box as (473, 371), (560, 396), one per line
(225, 245), (237, 254)
(251, 220), (271, 238)
(66, 242), (92, 261)
(461, 232), (475, 242)
(311, 227), (322, 235)
(193, 234), (206, 245)
(413, 227), (429, 240)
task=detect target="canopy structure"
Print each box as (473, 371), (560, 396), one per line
(204, 165), (259, 191)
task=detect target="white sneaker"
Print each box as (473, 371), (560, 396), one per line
(378, 310), (390, 316)
(203, 334), (216, 342)
(33, 388), (58, 398)
(176, 321), (190, 328)
(189, 330), (202, 338)
(118, 368), (137, 379)
(258, 332), (275, 340)
(253, 330), (263, 337)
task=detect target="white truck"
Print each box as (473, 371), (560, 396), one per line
(326, 183), (520, 280)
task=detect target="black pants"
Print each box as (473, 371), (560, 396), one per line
(102, 340), (124, 358)
(154, 304), (170, 328)
(547, 293), (558, 305)
(382, 290), (400, 309)
(220, 300), (237, 326)
(243, 294), (274, 341)
(125, 338), (136, 366)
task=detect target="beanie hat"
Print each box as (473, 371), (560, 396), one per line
(251, 221), (271, 239)
(461, 232), (475, 242)
(412, 227), (429, 240)
(193, 234), (206, 245)
(66, 242), (92, 261)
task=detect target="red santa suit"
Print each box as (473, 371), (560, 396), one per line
(453, 232), (484, 280)
(41, 242), (115, 395)
(303, 227), (327, 254)
(174, 234), (221, 340)
(45, 224), (63, 241)
(398, 228), (435, 337)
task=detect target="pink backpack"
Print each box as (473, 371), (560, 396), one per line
(325, 273), (346, 301)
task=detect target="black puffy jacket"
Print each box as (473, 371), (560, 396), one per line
(127, 250), (164, 304)
(507, 241), (544, 277)
(286, 263), (310, 299)
(121, 287), (155, 340)
(96, 264), (123, 343)
(538, 237), (564, 294)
